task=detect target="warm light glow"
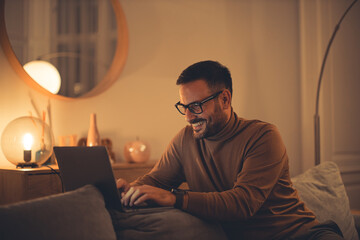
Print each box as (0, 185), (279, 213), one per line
(23, 133), (34, 150)
(23, 60), (61, 94)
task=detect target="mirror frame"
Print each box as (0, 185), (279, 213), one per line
(0, 0), (128, 100)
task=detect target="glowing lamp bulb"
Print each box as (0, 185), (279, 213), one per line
(23, 133), (33, 151)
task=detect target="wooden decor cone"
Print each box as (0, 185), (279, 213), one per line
(87, 113), (100, 146)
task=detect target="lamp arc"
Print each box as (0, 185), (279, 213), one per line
(314, 0), (358, 165)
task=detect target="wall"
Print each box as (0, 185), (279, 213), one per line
(0, 1), (307, 178)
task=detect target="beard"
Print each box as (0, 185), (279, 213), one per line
(191, 102), (228, 139)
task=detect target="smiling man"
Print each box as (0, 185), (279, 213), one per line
(117, 61), (343, 239)
(177, 84), (229, 139)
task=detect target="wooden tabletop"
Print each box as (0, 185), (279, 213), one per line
(0, 165), (59, 174)
(351, 209), (360, 215)
(0, 162), (155, 173)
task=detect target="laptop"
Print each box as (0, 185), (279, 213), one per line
(53, 146), (163, 212)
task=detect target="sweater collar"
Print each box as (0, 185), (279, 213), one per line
(204, 108), (239, 142)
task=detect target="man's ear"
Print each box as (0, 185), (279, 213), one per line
(221, 90), (231, 109)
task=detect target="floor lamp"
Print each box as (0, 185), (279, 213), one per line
(314, 0), (358, 166)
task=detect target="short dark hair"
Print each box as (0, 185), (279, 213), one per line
(176, 60), (233, 96)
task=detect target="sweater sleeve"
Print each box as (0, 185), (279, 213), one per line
(184, 125), (287, 221)
(132, 129), (186, 190)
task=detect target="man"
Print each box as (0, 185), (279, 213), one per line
(117, 61), (343, 239)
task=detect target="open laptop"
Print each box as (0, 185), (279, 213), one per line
(54, 146), (162, 212)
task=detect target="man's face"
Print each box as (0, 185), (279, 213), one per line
(178, 79), (228, 139)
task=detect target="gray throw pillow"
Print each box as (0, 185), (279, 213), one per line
(0, 185), (116, 240)
(109, 207), (227, 240)
(292, 161), (359, 240)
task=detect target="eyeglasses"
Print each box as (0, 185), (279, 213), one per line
(175, 90), (223, 115)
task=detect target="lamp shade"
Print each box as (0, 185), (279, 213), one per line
(1, 116), (54, 167)
(23, 60), (61, 94)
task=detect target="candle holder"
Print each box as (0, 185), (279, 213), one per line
(1, 116), (54, 168)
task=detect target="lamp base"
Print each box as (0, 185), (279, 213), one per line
(16, 163), (39, 168)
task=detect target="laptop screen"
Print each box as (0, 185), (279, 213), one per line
(54, 146), (122, 210)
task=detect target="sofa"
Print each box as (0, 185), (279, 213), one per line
(0, 161), (359, 240)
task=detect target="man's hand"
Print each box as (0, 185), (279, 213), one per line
(121, 185), (176, 207)
(116, 178), (131, 193)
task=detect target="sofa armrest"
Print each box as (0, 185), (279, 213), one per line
(0, 185), (116, 240)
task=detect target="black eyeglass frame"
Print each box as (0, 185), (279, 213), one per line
(175, 90), (223, 115)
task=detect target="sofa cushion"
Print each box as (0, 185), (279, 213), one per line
(109, 207), (227, 240)
(292, 161), (359, 240)
(0, 185), (116, 240)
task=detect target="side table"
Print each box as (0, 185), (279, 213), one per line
(0, 166), (62, 205)
(0, 162), (154, 205)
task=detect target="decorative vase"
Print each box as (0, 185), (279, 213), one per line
(87, 113), (100, 146)
(124, 138), (150, 163)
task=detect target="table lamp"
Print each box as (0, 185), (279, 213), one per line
(1, 116), (54, 168)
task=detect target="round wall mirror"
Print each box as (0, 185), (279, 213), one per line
(0, 0), (128, 100)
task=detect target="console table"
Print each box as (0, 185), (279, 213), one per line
(0, 162), (154, 205)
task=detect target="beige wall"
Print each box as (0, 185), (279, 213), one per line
(0, 0), (306, 176)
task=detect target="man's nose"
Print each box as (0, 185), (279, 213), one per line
(185, 108), (196, 122)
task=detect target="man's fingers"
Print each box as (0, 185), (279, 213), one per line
(129, 188), (142, 207)
(121, 185), (174, 207)
(116, 178), (130, 193)
(116, 179), (126, 188)
(134, 194), (151, 206)
(122, 187), (135, 206)
(116, 179), (125, 188)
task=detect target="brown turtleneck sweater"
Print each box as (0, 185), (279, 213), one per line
(134, 111), (318, 239)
